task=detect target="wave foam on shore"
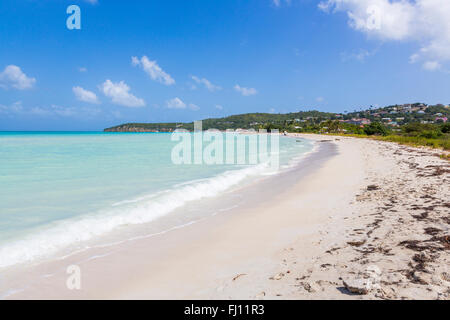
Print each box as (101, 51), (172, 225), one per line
(0, 142), (316, 269)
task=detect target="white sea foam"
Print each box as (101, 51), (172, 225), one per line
(0, 136), (316, 269)
(0, 161), (281, 268)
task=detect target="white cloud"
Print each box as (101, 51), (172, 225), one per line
(319, 0), (450, 68)
(44, 105), (100, 118)
(85, 0), (98, 4)
(29, 107), (51, 116)
(132, 56), (175, 86)
(215, 104), (223, 110)
(191, 76), (221, 92)
(273, 0), (291, 7)
(81, 107), (102, 117)
(79, 67), (88, 72)
(234, 84), (258, 96)
(409, 53), (420, 64)
(73, 86), (100, 104)
(316, 97), (325, 102)
(0, 65), (36, 90)
(29, 105), (76, 117)
(166, 97), (186, 109)
(0, 101), (24, 114)
(422, 60), (442, 71)
(49, 105), (77, 117)
(166, 98), (199, 111)
(0, 101), (101, 118)
(341, 49), (374, 62)
(100, 80), (145, 107)
(189, 103), (200, 111)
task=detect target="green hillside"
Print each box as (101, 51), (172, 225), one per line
(104, 111), (338, 132)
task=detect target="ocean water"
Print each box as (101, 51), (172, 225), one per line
(0, 132), (314, 268)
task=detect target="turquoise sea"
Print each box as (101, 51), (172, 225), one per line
(0, 132), (314, 268)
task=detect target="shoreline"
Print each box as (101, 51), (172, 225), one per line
(3, 135), (449, 299)
(0, 134), (311, 271)
(2, 136), (331, 299)
(0, 136), (325, 298)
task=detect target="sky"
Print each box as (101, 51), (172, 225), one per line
(0, 0), (449, 131)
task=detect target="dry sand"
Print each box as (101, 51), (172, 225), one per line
(245, 134), (450, 300)
(5, 135), (449, 300)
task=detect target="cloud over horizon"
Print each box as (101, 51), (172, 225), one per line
(100, 80), (145, 107)
(319, 0), (450, 71)
(0, 101), (102, 119)
(234, 84), (257, 96)
(132, 56), (175, 86)
(191, 76), (221, 92)
(273, 0), (291, 7)
(166, 97), (199, 111)
(73, 86), (100, 104)
(0, 65), (36, 90)
(166, 97), (186, 109)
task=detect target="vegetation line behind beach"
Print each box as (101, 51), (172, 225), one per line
(324, 133), (450, 155)
(105, 103), (450, 152)
(316, 122), (450, 152)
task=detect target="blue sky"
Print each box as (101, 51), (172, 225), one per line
(0, 0), (449, 130)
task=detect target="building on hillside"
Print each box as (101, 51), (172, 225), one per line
(343, 118), (371, 126)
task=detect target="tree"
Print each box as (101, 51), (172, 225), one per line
(363, 122), (389, 136)
(440, 123), (450, 134)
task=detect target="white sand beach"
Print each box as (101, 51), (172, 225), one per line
(4, 135), (449, 300)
